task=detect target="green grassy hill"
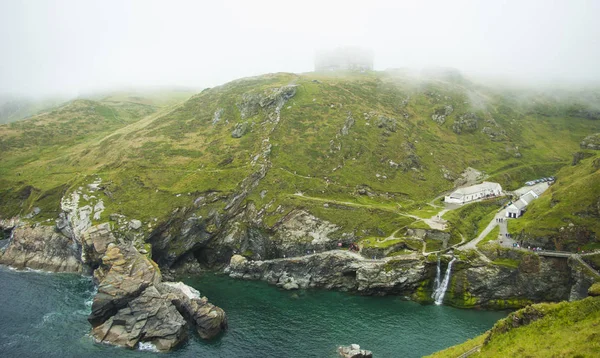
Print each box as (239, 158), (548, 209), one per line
(427, 285), (600, 357)
(508, 152), (600, 251)
(0, 96), (68, 125)
(1, 70), (599, 248)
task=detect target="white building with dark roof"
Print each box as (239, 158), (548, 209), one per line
(506, 190), (539, 218)
(444, 182), (503, 205)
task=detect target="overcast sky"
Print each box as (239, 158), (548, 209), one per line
(1, 0), (600, 96)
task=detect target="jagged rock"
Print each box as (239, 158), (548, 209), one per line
(60, 191), (93, 236)
(444, 252), (593, 308)
(23, 207), (41, 219)
(271, 210), (341, 256)
(89, 244), (161, 325)
(481, 126), (506, 141)
(88, 239), (227, 351)
(399, 142), (421, 171)
(91, 285), (188, 352)
(0, 224), (83, 273)
(341, 112), (355, 136)
(452, 113), (479, 134)
(231, 122), (249, 138)
(82, 223), (117, 265)
(580, 133), (600, 150)
(129, 219), (142, 230)
(55, 212), (75, 239)
(212, 108), (224, 125)
(431, 105), (453, 124)
(375, 115), (396, 132)
(238, 85), (297, 119)
(338, 344), (373, 358)
(157, 282), (228, 340)
(226, 251), (426, 294)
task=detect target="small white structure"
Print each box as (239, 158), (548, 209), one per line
(444, 182), (503, 205)
(506, 191), (539, 218)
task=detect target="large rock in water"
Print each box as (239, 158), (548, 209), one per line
(89, 243), (161, 325)
(157, 282), (228, 339)
(338, 344), (373, 358)
(91, 286), (188, 351)
(0, 223), (83, 273)
(88, 242), (227, 351)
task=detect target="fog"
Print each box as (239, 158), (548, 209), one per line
(1, 0), (600, 97)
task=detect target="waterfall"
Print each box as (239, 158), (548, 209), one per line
(432, 256), (441, 292)
(431, 257), (457, 305)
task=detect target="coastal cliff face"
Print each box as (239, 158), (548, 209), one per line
(444, 255), (592, 309)
(0, 220), (84, 273)
(226, 252), (428, 294)
(225, 249), (595, 309)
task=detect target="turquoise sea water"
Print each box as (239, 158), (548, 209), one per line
(0, 266), (506, 357)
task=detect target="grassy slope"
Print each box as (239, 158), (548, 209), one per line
(508, 152), (600, 250)
(1, 71), (600, 242)
(427, 295), (600, 358)
(444, 199), (504, 242)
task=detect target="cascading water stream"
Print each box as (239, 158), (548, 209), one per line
(431, 257), (457, 305)
(432, 256), (441, 292)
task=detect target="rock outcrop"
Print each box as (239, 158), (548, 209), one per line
(580, 133), (600, 150)
(452, 112), (479, 134)
(157, 282), (228, 339)
(0, 222), (84, 273)
(88, 241), (227, 351)
(338, 344), (373, 358)
(226, 252), (428, 294)
(444, 250), (595, 308)
(0, 217), (227, 352)
(88, 243), (161, 325)
(91, 285), (188, 351)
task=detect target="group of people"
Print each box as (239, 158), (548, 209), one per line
(511, 243), (543, 251)
(495, 217), (505, 223)
(348, 242), (360, 252)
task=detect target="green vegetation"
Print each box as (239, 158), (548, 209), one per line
(583, 253), (600, 271)
(428, 296), (600, 358)
(477, 226), (499, 248)
(507, 153), (600, 251)
(424, 238), (443, 252)
(1, 71), (600, 251)
(444, 199), (504, 242)
(491, 258), (520, 269)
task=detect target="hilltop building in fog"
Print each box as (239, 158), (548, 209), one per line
(314, 47), (373, 72)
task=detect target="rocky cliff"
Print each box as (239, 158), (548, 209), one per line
(225, 248), (596, 309)
(226, 251), (428, 294)
(88, 241), (227, 351)
(0, 219), (84, 273)
(0, 218), (227, 352)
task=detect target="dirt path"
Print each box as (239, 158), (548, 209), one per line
(460, 208), (506, 250)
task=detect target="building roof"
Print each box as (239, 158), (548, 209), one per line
(507, 203), (521, 212)
(520, 192), (536, 205)
(513, 199), (528, 210)
(452, 181), (501, 196)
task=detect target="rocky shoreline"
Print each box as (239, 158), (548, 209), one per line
(0, 219), (227, 352)
(224, 247), (596, 309)
(0, 209), (597, 350)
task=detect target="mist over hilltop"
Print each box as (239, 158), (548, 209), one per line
(1, 0), (600, 97)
